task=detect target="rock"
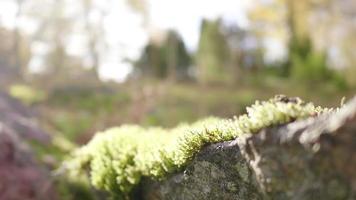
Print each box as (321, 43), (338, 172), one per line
(0, 92), (57, 200)
(138, 141), (262, 200)
(0, 91), (50, 144)
(0, 124), (57, 200)
(139, 97), (356, 200)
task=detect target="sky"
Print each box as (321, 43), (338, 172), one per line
(0, 0), (285, 82)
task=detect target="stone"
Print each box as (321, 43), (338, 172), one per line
(0, 92), (57, 200)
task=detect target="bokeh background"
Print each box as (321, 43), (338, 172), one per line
(1, 0), (356, 139)
(1, 0), (356, 140)
(0, 0), (355, 198)
(0, 1), (356, 196)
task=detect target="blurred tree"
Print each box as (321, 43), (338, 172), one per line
(81, 0), (109, 80)
(134, 30), (191, 80)
(0, 27), (31, 81)
(12, 0), (27, 78)
(196, 19), (231, 84)
(285, 0), (310, 75)
(223, 25), (244, 83)
(0, 0), (31, 81)
(18, 0), (101, 84)
(223, 25), (265, 83)
(166, 30), (191, 81)
(45, 44), (67, 75)
(248, 0), (293, 74)
(136, 42), (165, 78)
(21, 0), (73, 77)
(311, 0), (356, 86)
(286, 0), (346, 86)
(0, 28), (15, 68)
(342, 25), (356, 86)
(248, 0), (346, 86)
(44, 0), (72, 77)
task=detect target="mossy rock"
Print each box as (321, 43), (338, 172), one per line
(64, 95), (335, 199)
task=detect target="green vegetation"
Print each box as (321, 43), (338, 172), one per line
(196, 19), (231, 84)
(40, 86), (131, 141)
(65, 96), (331, 199)
(55, 174), (97, 200)
(288, 38), (347, 89)
(9, 84), (46, 105)
(135, 30), (191, 80)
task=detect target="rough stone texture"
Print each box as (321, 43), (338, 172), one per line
(138, 141), (262, 200)
(139, 97), (356, 200)
(0, 92), (57, 200)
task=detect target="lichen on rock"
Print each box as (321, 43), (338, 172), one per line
(64, 95), (330, 198)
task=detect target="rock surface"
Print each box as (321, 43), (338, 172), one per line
(0, 91), (50, 143)
(0, 92), (57, 200)
(139, 97), (356, 200)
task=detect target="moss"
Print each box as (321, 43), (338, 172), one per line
(64, 95), (331, 198)
(55, 173), (97, 200)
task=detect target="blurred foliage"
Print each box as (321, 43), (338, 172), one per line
(289, 38), (347, 89)
(0, 0), (354, 88)
(55, 176), (96, 200)
(247, 0), (354, 88)
(34, 78), (354, 144)
(134, 30), (191, 80)
(42, 85), (131, 142)
(0, 27), (31, 79)
(9, 84), (46, 105)
(48, 86), (130, 112)
(51, 112), (94, 141)
(196, 19), (231, 84)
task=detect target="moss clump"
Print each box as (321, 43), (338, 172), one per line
(64, 95), (330, 199)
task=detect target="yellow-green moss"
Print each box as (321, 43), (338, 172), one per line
(64, 95), (331, 198)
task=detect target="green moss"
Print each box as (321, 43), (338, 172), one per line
(55, 173), (97, 200)
(65, 95), (331, 198)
